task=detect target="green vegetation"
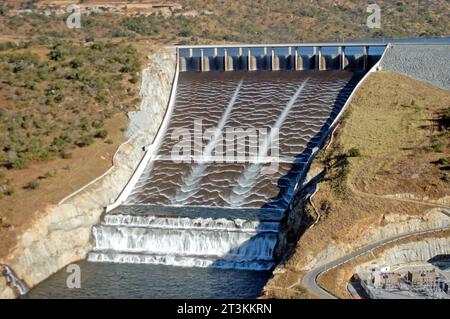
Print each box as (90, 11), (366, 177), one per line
(439, 107), (450, 130)
(347, 147), (361, 158)
(436, 157), (450, 166)
(94, 130), (108, 139)
(24, 179), (39, 190)
(3, 186), (14, 196)
(0, 40), (141, 169)
(0, 1), (448, 44)
(429, 106), (450, 153)
(431, 142), (445, 153)
(442, 173), (449, 182)
(320, 142), (351, 199)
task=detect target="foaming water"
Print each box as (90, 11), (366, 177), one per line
(89, 213), (278, 270)
(103, 214), (280, 232)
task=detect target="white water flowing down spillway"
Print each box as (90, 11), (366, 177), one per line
(225, 79), (309, 208)
(89, 70), (365, 271)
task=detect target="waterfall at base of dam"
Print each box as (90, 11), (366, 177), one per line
(88, 213), (279, 270)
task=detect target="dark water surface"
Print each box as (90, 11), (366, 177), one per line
(26, 260), (271, 299)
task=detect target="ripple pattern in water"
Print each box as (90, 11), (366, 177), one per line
(126, 70), (363, 210)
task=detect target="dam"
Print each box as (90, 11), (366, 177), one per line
(87, 43), (387, 271)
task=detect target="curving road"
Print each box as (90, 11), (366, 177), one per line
(302, 226), (450, 299)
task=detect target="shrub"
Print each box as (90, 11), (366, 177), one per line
(49, 42), (71, 61)
(94, 130), (108, 139)
(347, 147), (361, 157)
(105, 139), (113, 144)
(129, 74), (139, 84)
(320, 199), (332, 216)
(69, 59), (82, 69)
(85, 34), (95, 43)
(100, 109), (113, 119)
(177, 30), (192, 37)
(75, 134), (94, 147)
(0, 4), (10, 16)
(0, 41), (15, 51)
(432, 142), (445, 153)
(439, 107), (450, 130)
(3, 187), (14, 196)
(92, 119), (104, 129)
(80, 117), (90, 131)
(49, 48), (63, 61)
(24, 179), (39, 190)
(60, 150), (72, 159)
(436, 157), (450, 166)
(442, 173), (449, 183)
(44, 170), (56, 178)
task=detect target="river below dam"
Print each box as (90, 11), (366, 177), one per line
(25, 261), (271, 299)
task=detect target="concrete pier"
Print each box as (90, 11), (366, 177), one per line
(178, 43), (387, 72)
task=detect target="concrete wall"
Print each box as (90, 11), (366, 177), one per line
(179, 45), (384, 72)
(0, 48), (176, 298)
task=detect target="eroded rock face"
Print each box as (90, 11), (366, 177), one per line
(0, 277), (16, 299)
(303, 209), (450, 271)
(354, 237), (450, 273)
(0, 48), (176, 298)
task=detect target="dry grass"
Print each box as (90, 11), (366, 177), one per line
(341, 72), (450, 199)
(264, 72), (450, 298)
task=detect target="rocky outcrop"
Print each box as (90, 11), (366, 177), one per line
(354, 237), (450, 272)
(0, 48), (176, 298)
(303, 208), (450, 271)
(0, 277), (15, 299)
(384, 194), (450, 207)
(380, 44), (450, 90)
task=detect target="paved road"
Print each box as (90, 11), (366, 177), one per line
(302, 226), (450, 299)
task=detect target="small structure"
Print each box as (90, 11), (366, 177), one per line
(406, 269), (438, 286)
(372, 271), (402, 289)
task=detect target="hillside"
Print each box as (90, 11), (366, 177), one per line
(0, 0), (449, 44)
(263, 72), (450, 298)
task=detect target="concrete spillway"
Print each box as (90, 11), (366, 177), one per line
(89, 44), (385, 271)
